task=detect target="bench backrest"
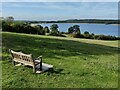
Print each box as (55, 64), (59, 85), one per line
(10, 49), (34, 66)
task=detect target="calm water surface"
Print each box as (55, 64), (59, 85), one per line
(38, 23), (119, 36)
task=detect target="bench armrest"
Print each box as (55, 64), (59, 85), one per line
(34, 56), (42, 71)
(35, 56), (42, 60)
(34, 60), (40, 63)
(35, 55), (42, 59)
(34, 56), (42, 62)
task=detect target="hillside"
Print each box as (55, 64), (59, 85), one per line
(2, 32), (119, 88)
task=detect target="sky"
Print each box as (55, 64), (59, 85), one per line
(2, 2), (118, 21)
(1, 0), (120, 2)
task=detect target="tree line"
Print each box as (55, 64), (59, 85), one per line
(24, 19), (120, 24)
(67, 25), (119, 40)
(2, 16), (120, 40)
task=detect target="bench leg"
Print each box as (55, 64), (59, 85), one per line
(13, 61), (15, 66)
(33, 66), (36, 73)
(40, 57), (42, 71)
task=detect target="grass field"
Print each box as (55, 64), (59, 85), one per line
(2, 32), (119, 88)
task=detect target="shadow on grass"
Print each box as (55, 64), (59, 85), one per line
(46, 68), (70, 75)
(2, 32), (119, 60)
(2, 32), (119, 61)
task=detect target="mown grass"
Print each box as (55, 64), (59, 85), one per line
(2, 32), (119, 88)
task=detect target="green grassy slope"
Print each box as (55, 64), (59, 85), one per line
(2, 32), (119, 88)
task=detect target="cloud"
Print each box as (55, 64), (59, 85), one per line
(2, 2), (81, 10)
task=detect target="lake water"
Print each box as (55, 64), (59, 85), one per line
(38, 23), (119, 36)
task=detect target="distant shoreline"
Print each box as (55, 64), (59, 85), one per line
(26, 19), (119, 25)
(31, 23), (120, 26)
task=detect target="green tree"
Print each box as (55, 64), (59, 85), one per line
(2, 20), (13, 32)
(44, 26), (50, 33)
(12, 21), (26, 33)
(68, 25), (81, 38)
(90, 33), (95, 39)
(84, 31), (89, 35)
(84, 31), (90, 38)
(5, 16), (14, 26)
(35, 25), (45, 35)
(68, 26), (74, 34)
(6, 16), (14, 21)
(50, 24), (59, 36)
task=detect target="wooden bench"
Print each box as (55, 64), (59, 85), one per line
(9, 49), (53, 73)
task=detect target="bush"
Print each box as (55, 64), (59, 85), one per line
(2, 20), (45, 35)
(94, 34), (118, 40)
(68, 25), (81, 38)
(79, 34), (85, 38)
(68, 33), (80, 38)
(44, 26), (50, 33)
(50, 24), (59, 36)
(83, 31), (91, 39)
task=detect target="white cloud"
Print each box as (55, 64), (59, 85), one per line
(2, 2), (80, 10)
